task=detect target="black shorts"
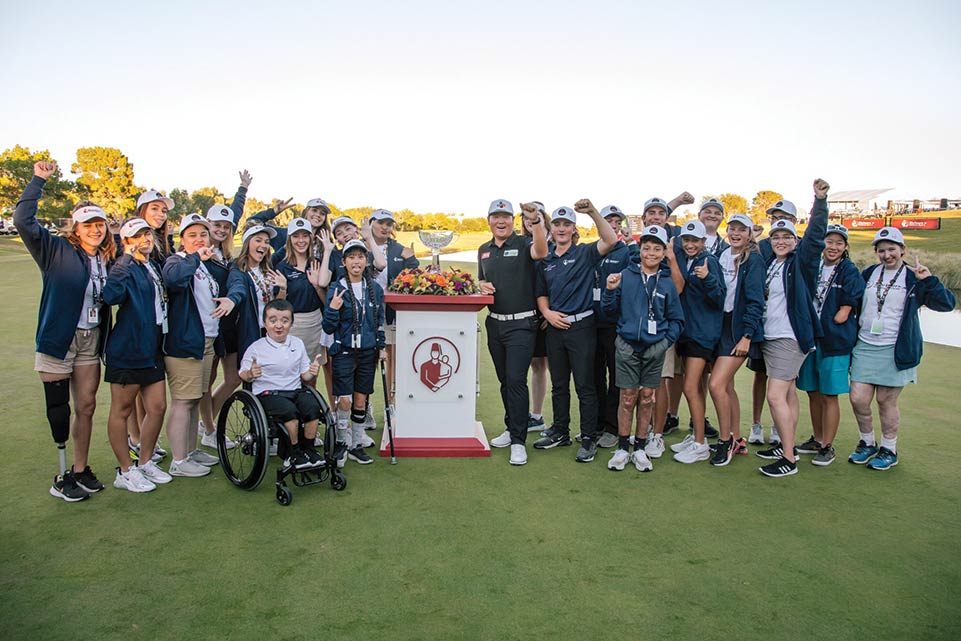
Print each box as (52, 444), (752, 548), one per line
(257, 389), (321, 424)
(677, 339), (716, 362)
(532, 320), (548, 358)
(746, 356), (767, 373)
(105, 350), (166, 387)
(331, 348), (378, 397)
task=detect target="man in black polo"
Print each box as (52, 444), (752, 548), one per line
(534, 199), (618, 463)
(477, 199), (549, 466)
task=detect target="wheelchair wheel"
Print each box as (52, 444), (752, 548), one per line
(217, 390), (269, 490)
(276, 486), (292, 506)
(331, 470), (347, 491)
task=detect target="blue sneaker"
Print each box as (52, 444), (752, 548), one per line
(867, 447), (898, 470)
(848, 440), (879, 465)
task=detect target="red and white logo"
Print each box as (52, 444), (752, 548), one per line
(412, 337), (461, 392)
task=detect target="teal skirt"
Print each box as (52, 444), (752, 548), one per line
(850, 341), (917, 387)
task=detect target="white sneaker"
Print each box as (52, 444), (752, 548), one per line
(357, 432), (376, 448)
(313, 434), (324, 447)
(749, 423), (764, 444)
(632, 449), (653, 472)
(201, 430), (235, 450)
(490, 431), (511, 448)
(138, 460), (172, 484)
(644, 434), (665, 459)
(607, 449), (630, 471)
(596, 432), (618, 449)
(509, 444), (527, 465)
(188, 449), (219, 466)
(114, 467), (156, 492)
(673, 441), (711, 464)
(169, 459), (211, 478)
(770, 426), (781, 444)
(670, 434), (695, 453)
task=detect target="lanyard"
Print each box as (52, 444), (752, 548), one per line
(764, 260), (784, 300)
(143, 260), (168, 321)
(250, 267), (272, 304)
(874, 263), (906, 315)
(814, 260), (839, 314)
(197, 261), (219, 299)
(643, 272), (660, 320)
(707, 235), (720, 255)
(89, 255), (106, 306)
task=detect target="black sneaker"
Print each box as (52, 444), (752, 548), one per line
(759, 456), (798, 478)
(797, 435), (821, 455)
(756, 445), (799, 460)
(533, 429), (572, 449)
(710, 439), (734, 467)
(347, 446), (374, 465)
(74, 466), (104, 493)
(289, 449), (313, 470)
(302, 444), (324, 468)
(527, 415), (546, 431)
(812, 445), (836, 467)
(662, 414), (680, 436)
(49, 472), (89, 502)
(575, 437), (598, 463)
(704, 417), (719, 439)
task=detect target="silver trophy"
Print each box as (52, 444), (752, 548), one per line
(418, 230), (456, 270)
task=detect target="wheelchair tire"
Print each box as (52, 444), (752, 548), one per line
(331, 470), (347, 491)
(217, 389), (269, 490)
(276, 486), (292, 506)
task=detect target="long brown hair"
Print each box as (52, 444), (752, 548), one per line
(235, 233), (273, 272)
(65, 201), (116, 261)
(135, 203), (173, 257)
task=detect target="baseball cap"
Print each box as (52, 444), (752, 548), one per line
(769, 219), (798, 238)
(551, 206), (577, 224)
(119, 218), (152, 238)
(699, 198), (725, 214)
(331, 216), (357, 233)
(825, 223), (849, 241)
(639, 225), (668, 246)
(488, 199), (514, 216)
(872, 226), (905, 247)
(287, 218), (311, 235)
(206, 204), (235, 227)
(370, 209), (395, 222)
(179, 213), (211, 235)
(601, 205), (625, 221)
(726, 213), (754, 230)
(679, 220), (707, 239)
(72, 205), (107, 225)
(242, 224), (278, 244)
(342, 238), (368, 255)
(643, 197), (669, 214)
(136, 190), (174, 212)
(305, 198), (330, 212)
(766, 199), (798, 219)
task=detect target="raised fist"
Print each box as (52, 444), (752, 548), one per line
(573, 199), (599, 217)
(34, 161), (57, 180)
(813, 178), (830, 199)
(606, 273), (622, 290)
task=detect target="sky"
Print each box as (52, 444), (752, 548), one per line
(2, 0), (959, 220)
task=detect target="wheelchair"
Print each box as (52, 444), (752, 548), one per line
(216, 385), (347, 506)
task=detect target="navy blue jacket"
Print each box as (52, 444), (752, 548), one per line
(860, 265), (956, 370)
(764, 197), (829, 353)
(673, 247), (726, 350)
(102, 254), (163, 369)
(276, 260), (323, 313)
(814, 258), (865, 356)
(726, 251), (766, 345)
(594, 240), (634, 328)
(15, 176), (112, 360)
(601, 263), (684, 350)
(225, 266), (274, 362)
(322, 277), (386, 355)
(162, 253), (225, 359)
(380, 238), (420, 324)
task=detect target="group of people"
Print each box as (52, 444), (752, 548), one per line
(17, 161), (955, 503)
(477, 180), (956, 478)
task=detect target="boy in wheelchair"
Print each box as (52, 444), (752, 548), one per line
(239, 300), (324, 471)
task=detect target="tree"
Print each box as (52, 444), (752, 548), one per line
(189, 186), (225, 220)
(0, 145), (78, 219)
(168, 188), (192, 219)
(71, 147), (138, 219)
(749, 190), (785, 222)
(706, 193), (749, 216)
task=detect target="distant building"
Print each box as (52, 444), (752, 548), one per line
(827, 189), (894, 218)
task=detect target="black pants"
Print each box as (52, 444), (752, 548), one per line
(594, 325), (619, 435)
(486, 316), (536, 445)
(546, 318), (598, 439)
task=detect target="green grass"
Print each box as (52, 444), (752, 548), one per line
(2, 241), (961, 641)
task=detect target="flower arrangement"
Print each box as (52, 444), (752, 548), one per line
(389, 267), (480, 296)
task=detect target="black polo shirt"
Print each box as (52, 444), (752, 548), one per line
(535, 241), (603, 315)
(477, 233), (538, 315)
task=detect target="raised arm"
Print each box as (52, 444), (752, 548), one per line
(574, 199), (618, 255)
(228, 169), (252, 225)
(14, 162), (60, 268)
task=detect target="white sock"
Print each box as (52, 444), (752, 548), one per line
(861, 431), (876, 446)
(173, 458), (188, 466)
(351, 423), (365, 447)
(531, 413), (543, 420)
(881, 436), (897, 453)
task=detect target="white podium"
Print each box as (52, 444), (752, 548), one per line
(379, 293), (493, 458)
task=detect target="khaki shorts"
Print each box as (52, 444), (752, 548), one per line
(165, 338), (216, 400)
(35, 327), (101, 374)
(660, 343), (677, 379)
(385, 324), (397, 346)
(290, 309), (327, 366)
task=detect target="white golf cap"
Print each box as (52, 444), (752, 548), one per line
(643, 197), (670, 214)
(178, 213), (211, 235)
(727, 213), (754, 230)
(342, 238), (368, 255)
(206, 204), (234, 227)
(72, 205), (107, 225)
(769, 219), (798, 238)
(679, 220), (707, 239)
(488, 199), (514, 216)
(601, 205), (625, 220)
(119, 218), (152, 238)
(639, 225), (668, 246)
(551, 206), (577, 224)
(370, 209), (395, 222)
(305, 198), (330, 212)
(766, 199), (798, 219)
(287, 218), (311, 235)
(136, 190), (174, 211)
(826, 223), (849, 241)
(699, 198), (725, 214)
(242, 224), (278, 244)
(331, 216), (356, 233)
(872, 226), (905, 246)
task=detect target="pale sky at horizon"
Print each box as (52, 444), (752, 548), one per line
(2, 0), (959, 220)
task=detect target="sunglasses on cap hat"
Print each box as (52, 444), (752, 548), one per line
(826, 223), (849, 239)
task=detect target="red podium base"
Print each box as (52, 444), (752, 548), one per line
(379, 421), (491, 458)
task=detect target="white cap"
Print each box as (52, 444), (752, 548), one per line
(119, 218), (151, 238)
(488, 199), (514, 216)
(305, 198), (330, 212)
(242, 224), (278, 244)
(826, 223), (849, 241)
(331, 216), (356, 233)
(769, 219), (798, 238)
(178, 213), (211, 235)
(287, 218), (311, 235)
(639, 225), (668, 246)
(136, 190), (174, 211)
(699, 198), (725, 214)
(550, 206), (577, 224)
(766, 199), (798, 219)
(71, 205), (107, 225)
(643, 197), (669, 214)
(206, 204), (234, 227)
(872, 226), (905, 246)
(342, 239), (368, 255)
(727, 213), (754, 230)
(601, 205), (625, 220)
(679, 220), (707, 239)
(370, 209), (395, 222)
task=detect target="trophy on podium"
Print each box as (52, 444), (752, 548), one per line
(418, 230), (456, 270)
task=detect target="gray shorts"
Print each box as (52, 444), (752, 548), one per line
(615, 335), (668, 389)
(761, 338), (808, 382)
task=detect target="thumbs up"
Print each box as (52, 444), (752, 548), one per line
(308, 354), (322, 377)
(249, 357), (262, 379)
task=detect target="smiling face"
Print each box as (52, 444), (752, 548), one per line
(698, 206), (724, 233)
(75, 219), (106, 252)
(246, 232), (271, 263)
(770, 230), (797, 258)
(343, 248), (368, 278)
(680, 235), (706, 257)
(643, 206), (667, 227)
(371, 218), (394, 243)
(142, 201), (168, 229)
(551, 219), (575, 246)
(333, 223), (359, 246)
(123, 228), (154, 259)
(304, 206), (327, 229)
(640, 240), (666, 272)
(823, 233), (847, 264)
(875, 240), (905, 268)
(210, 220), (232, 244)
(264, 308), (293, 342)
(290, 229), (311, 257)
(726, 221), (752, 251)
(488, 213), (514, 241)
(604, 215), (622, 234)
(180, 225), (210, 254)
